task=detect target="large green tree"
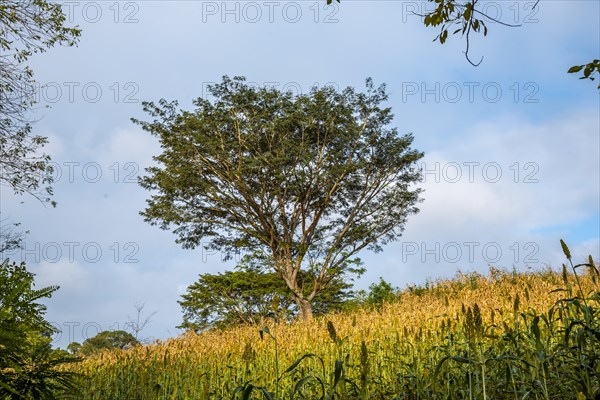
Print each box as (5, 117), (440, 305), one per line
(134, 76), (423, 320)
(179, 261), (356, 331)
(0, 259), (79, 399)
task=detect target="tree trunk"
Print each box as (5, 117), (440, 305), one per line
(295, 296), (313, 320)
(275, 255), (314, 320)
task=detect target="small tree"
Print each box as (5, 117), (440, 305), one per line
(125, 302), (156, 342)
(366, 277), (397, 306)
(66, 342), (82, 355)
(79, 331), (139, 356)
(179, 262), (354, 331)
(135, 76), (423, 319)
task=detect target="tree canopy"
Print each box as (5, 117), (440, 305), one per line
(134, 76), (423, 319)
(77, 331), (139, 357)
(179, 260), (355, 331)
(366, 277), (397, 306)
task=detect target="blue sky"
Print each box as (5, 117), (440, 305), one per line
(1, 0), (598, 348)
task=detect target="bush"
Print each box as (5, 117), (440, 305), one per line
(0, 259), (80, 399)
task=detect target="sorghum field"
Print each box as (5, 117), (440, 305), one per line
(70, 248), (599, 399)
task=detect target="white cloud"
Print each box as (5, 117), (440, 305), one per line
(356, 108), (599, 288)
(94, 126), (161, 167)
(418, 108), (599, 229)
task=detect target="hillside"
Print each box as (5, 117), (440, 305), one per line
(71, 263), (600, 399)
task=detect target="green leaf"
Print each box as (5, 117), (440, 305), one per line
(242, 384), (254, 400)
(531, 315), (542, 350)
(568, 65), (584, 73)
(260, 387), (275, 400)
(451, 356), (477, 364)
(333, 359), (343, 387)
(464, 7), (472, 21)
(440, 29), (448, 44)
(231, 386), (245, 399)
(284, 353), (319, 373)
(432, 355), (452, 380)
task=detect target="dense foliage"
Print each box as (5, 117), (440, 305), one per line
(0, 259), (79, 399)
(74, 331), (139, 357)
(179, 263), (355, 331)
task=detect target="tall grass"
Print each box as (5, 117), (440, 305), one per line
(69, 244), (599, 399)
